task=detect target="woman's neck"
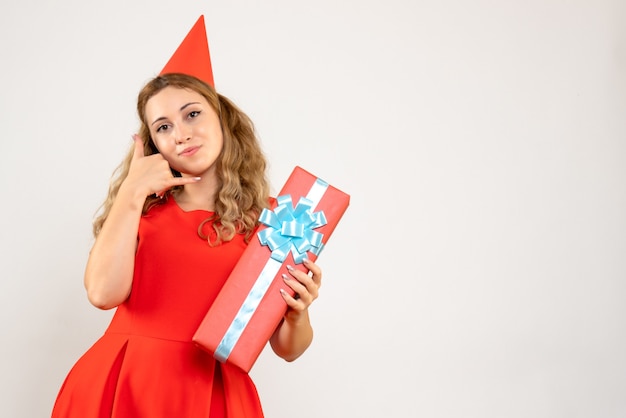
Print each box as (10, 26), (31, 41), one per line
(174, 176), (218, 212)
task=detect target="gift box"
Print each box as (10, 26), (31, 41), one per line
(192, 166), (350, 373)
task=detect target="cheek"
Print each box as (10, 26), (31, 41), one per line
(151, 134), (171, 152)
(211, 126), (225, 148)
(198, 125), (224, 150)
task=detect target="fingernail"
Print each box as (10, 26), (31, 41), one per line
(279, 288), (287, 296)
(303, 258), (310, 264)
(286, 265), (294, 271)
(282, 274), (289, 281)
(193, 177), (201, 181)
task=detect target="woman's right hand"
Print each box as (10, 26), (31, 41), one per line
(123, 134), (199, 200)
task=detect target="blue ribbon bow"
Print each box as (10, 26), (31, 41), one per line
(257, 195), (327, 263)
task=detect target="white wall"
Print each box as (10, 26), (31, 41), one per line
(1, 1), (625, 417)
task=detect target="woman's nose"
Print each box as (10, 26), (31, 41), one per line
(174, 125), (192, 144)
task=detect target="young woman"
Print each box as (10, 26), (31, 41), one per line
(51, 73), (323, 417)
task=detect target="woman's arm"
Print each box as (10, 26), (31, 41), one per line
(84, 136), (200, 309)
(269, 258), (322, 361)
(83, 181), (146, 310)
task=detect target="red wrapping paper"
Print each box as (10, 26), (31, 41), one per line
(192, 166), (350, 373)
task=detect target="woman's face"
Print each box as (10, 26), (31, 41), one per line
(144, 86), (223, 179)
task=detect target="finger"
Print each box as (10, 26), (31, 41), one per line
(282, 273), (316, 304)
(302, 258), (322, 286)
(286, 264), (319, 292)
(131, 134), (146, 161)
(154, 176), (202, 198)
(279, 288), (307, 312)
(164, 176), (202, 189)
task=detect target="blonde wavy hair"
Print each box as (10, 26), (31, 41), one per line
(93, 73), (270, 245)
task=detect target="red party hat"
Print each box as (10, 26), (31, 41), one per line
(160, 15), (215, 87)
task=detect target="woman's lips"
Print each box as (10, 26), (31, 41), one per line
(179, 146), (200, 156)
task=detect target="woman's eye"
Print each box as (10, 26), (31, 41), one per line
(189, 110), (201, 118)
(156, 124), (170, 133)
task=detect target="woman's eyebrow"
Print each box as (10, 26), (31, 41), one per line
(180, 101), (201, 111)
(151, 102), (201, 126)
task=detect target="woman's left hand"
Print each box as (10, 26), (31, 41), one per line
(280, 258), (322, 314)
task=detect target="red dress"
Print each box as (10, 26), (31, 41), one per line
(52, 198), (265, 417)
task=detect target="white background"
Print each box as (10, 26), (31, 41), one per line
(1, 1), (625, 417)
